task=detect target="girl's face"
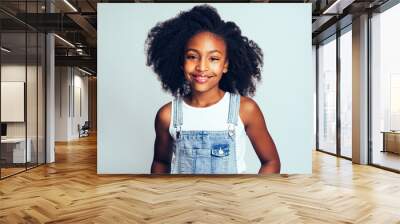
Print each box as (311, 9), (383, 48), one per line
(183, 31), (228, 94)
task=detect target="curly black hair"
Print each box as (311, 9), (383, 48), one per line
(145, 4), (263, 97)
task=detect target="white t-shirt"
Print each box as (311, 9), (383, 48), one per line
(169, 92), (247, 173)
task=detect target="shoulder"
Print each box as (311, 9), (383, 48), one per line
(155, 101), (172, 130)
(239, 96), (260, 114)
(239, 96), (263, 127)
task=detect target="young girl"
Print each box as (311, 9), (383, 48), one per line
(146, 5), (280, 174)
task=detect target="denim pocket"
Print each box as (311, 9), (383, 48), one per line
(211, 143), (230, 157)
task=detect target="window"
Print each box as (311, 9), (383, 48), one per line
(317, 36), (337, 154)
(339, 28), (352, 158)
(371, 3), (400, 171)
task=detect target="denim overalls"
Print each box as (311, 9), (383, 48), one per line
(171, 93), (240, 174)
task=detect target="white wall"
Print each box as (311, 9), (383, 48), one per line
(98, 4), (313, 174)
(55, 67), (89, 141)
(55, 67), (69, 141)
(73, 73), (89, 136)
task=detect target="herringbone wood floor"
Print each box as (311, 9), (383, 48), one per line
(1, 134), (400, 223)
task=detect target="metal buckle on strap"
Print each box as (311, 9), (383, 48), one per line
(228, 123), (235, 137)
(176, 126), (182, 139)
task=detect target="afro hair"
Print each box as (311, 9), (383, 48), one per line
(145, 4), (263, 97)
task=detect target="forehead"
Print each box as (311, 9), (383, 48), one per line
(186, 31), (226, 52)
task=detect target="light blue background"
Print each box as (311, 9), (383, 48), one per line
(98, 3), (313, 174)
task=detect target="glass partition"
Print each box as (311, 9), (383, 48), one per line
(27, 31), (38, 169)
(0, 1), (46, 179)
(27, 0), (41, 170)
(317, 36), (337, 155)
(1, 31), (28, 177)
(38, 32), (45, 165)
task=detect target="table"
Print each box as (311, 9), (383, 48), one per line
(1, 138), (31, 163)
(381, 131), (400, 154)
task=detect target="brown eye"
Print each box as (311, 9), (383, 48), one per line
(185, 54), (198, 60)
(210, 57), (220, 61)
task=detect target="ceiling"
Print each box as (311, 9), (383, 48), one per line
(0, 0), (392, 75)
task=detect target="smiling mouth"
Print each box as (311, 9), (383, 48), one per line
(191, 74), (215, 84)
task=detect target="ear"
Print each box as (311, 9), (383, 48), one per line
(223, 60), (229, 74)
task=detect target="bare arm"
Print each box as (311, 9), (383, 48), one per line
(151, 103), (173, 174)
(240, 97), (280, 174)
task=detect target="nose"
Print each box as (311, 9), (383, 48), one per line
(195, 58), (208, 72)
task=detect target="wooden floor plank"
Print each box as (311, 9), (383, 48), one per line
(0, 134), (400, 223)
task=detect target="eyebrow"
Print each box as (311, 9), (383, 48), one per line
(185, 49), (222, 54)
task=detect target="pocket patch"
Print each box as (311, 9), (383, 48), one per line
(211, 144), (230, 157)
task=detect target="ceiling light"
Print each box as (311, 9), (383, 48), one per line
(322, 0), (354, 15)
(63, 0), (78, 12)
(78, 67), (93, 76)
(76, 48), (85, 55)
(54, 34), (75, 48)
(1, 47), (11, 53)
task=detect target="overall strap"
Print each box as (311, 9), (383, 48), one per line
(227, 93), (240, 125)
(173, 97), (183, 137)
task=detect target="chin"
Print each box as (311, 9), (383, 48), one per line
(189, 81), (219, 94)
(191, 87), (211, 93)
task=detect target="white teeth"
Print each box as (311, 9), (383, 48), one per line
(193, 75), (208, 83)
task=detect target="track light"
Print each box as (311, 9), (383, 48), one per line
(54, 34), (75, 48)
(63, 0), (78, 12)
(78, 67), (93, 76)
(1, 47), (11, 53)
(322, 0), (354, 15)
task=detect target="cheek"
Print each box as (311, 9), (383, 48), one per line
(210, 62), (226, 73)
(183, 61), (196, 72)
(182, 64), (191, 75)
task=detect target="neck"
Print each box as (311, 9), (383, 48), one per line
(186, 88), (225, 108)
